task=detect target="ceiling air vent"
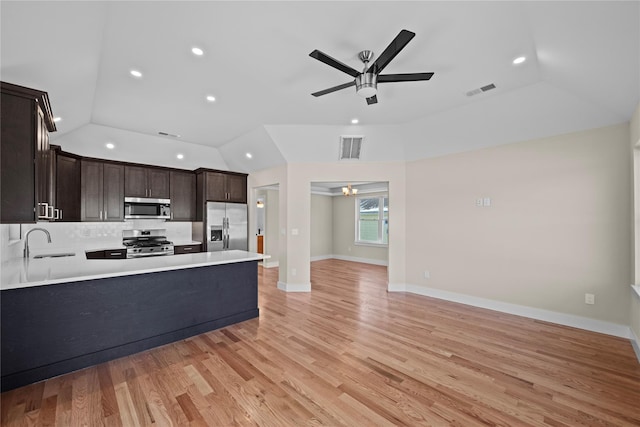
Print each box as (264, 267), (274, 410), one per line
(466, 83), (496, 97)
(339, 136), (363, 160)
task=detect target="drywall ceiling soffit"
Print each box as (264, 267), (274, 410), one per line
(402, 80), (628, 161)
(52, 123), (229, 171)
(1, 1), (638, 164)
(218, 126), (287, 173)
(263, 124), (408, 163)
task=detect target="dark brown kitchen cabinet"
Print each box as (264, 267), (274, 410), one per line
(125, 165), (169, 199)
(81, 160), (124, 221)
(199, 170), (247, 203)
(0, 82), (56, 223)
(55, 149), (81, 222)
(170, 171), (195, 221)
(174, 244), (201, 255)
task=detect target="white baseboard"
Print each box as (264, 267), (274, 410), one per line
(277, 281), (311, 292)
(631, 328), (640, 364)
(263, 260), (279, 268)
(387, 283), (407, 292)
(310, 255), (333, 262)
(331, 254), (388, 266)
(389, 283), (630, 339)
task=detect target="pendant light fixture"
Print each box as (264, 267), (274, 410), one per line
(342, 184), (358, 196)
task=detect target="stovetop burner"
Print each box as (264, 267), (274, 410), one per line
(122, 229), (174, 258)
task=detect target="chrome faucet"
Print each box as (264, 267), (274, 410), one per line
(23, 228), (52, 258)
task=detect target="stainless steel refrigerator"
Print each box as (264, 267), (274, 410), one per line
(206, 202), (248, 251)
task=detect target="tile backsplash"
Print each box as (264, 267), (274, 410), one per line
(1, 221), (194, 262)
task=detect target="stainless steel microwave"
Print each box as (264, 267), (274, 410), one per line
(124, 197), (171, 220)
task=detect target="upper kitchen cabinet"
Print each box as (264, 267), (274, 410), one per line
(170, 170), (195, 221)
(0, 82), (57, 223)
(81, 160), (124, 222)
(197, 170), (248, 204)
(124, 165), (169, 199)
(54, 147), (81, 222)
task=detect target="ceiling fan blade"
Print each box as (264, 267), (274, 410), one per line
(366, 95), (378, 105)
(311, 81), (356, 97)
(378, 72), (434, 83)
(309, 50), (360, 78)
(368, 30), (415, 74)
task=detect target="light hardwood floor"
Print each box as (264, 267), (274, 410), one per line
(2, 259), (640, 426)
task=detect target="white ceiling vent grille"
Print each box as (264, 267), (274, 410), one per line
(466, 83), (496, 97)
(339, 136), (363, 160)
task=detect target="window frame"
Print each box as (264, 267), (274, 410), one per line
(354, 195), (388, 247)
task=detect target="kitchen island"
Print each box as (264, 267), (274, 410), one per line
(1, 250), (263, 391)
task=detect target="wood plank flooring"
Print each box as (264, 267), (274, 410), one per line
(2, 259), (640, 426)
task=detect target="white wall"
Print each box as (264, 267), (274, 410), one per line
(310, 194), (333, 259)
(630, 102), (640, 348)
(405, 123), (632, 327)
(264, 189), (280, 267)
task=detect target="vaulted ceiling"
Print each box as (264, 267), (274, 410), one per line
(1, 1), (638, 173)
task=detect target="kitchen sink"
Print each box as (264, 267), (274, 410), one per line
(33, 253), (76, 259)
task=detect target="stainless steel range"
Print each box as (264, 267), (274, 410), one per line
(123, 229), (174, 258)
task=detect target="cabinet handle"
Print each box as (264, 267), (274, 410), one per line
(47, 205), (55, 219)
(104, 211), (108, 220)
(109, 252), (121, 256)
(183, 247), (193, 251)
(100, 211), (103, 220)
(54, 208), (61, 220)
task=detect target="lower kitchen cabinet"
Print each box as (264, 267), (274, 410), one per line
(85, 249), (126, 259)
(174, 244), (201, 254)
(81, 160), (124, 221)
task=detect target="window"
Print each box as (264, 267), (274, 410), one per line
(356, 196), (388, 245)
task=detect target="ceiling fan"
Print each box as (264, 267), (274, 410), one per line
(309, 29), (434, 105)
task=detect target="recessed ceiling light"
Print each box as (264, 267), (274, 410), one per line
(191, 47), (204, 56)
(351, 118), (359, 124)
(206, 95), (216, 102)
(176, 154), (184, 160)
(245, 153), (253, 159)
(512, 56), (526, 65)
(130, 69), (143, 78)
(53, 117), (62, 122)
(106, 143), (115, 149)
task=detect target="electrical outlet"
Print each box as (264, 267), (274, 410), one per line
(585, 293), (595, 305)
(347, 246), (351, 252)
(476, 198), (483, 207)
(483, 197), (491, 207)
(423, 270), (430, 279)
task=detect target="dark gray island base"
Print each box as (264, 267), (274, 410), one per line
(1, 260), (259, 391)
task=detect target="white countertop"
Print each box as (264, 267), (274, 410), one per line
(1, 250), (266, 291)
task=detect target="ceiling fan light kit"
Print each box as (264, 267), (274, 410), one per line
(309, 29), (434, 105)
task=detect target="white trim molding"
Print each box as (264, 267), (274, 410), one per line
(310, 255), (333, 262)
(277, 281), (311, 292)
(631, 327), (640, 364)
(263, 260), (279, 268)
(387, 283), (407, 292)
(331, 254), (388, 266)
(389, 283), (631, 339)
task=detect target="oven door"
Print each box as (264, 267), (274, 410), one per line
(124, 198), (171, 219)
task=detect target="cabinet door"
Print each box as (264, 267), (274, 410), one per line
(56, 154), (81, 221)
(81, 160), (104, 221)
(0, 93), (36, 223)
(124, 166), (147, 198)
(226, 174), (247, 203)
(205, 172), (227, 202)
(103, 163), (124, 221)
(148, 169), (170, 199)
(170, 171), (195, 221)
